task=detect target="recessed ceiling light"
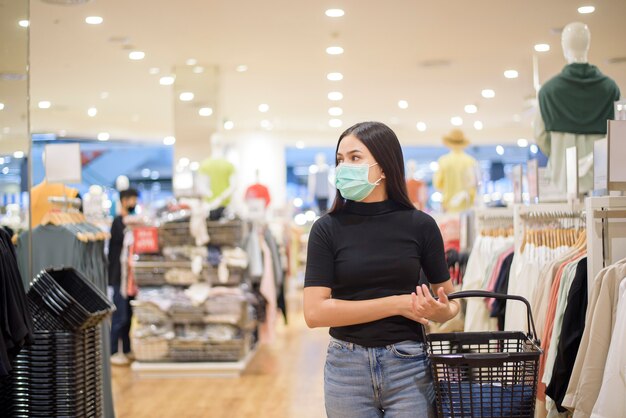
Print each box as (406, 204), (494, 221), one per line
(578, 5), (595, 14)
(159, 76), (175, 85)
(327, 72), (343, 81)
(13, 151), (24, 159)
(179, 92), (194, 101)
(416, 122), (427, 132)
(85, 16), (103, 25)
(481, 89), (496, 99)
(464, 104), (478, 114)
(224, 120), (234, 130)
(236, 65), (248, 72)
(534, 43), (550, 52)
(329, 119), (343, 128)
(18, 20), (29, 28)
(328, 92), (343, 101)
(530, 144), (539, 154)
(192, 66), (204, 74)
(38, 101), (51, 109)
(163, 136), (176, 145)
(260, 120), (273, 130)
(129, 51), (145, 60)
(496, 145), (505, 155)
(504, 70), (519, 79)
(326, 46), (344, 55)
(296, 141), (306, 149)
(450, 116), (463, 126)
(0, 103), (4, 110)
(517, 138), (529, 148)
(474, 121), (484, 130)
(198, 107), (213, 117)
(190, 161), (200, 171)
(325, 9), (345, 17)
(100, 91), (109, 99)
(87, 107), (97, 117)
(186, 58), (197, 66)
(97, 132), (110, 141)
(328, 107), (343, 116)
(258, 103), (270, 113)
(398, 100), (409, 109)
(149, 67), (160, 75)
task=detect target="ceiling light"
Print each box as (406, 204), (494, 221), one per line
(129, 51), (145, 60)
(578, 5), (595, 14)
(85, 16), (103, 25)
(534, 43), (550, 52)
(38, 101), (51, 109)
(192, 66), (204, 74)
(0, 103), (4, 110)
(258, 103), (270, 113)
(260, 120), (273, 130)
(328, 92), (343, 101)
(496, 145), (505, 155)
(159, 76), (175, 85)
(190, 161), (200, 171)
(328, 107), (343, 116)
(224, 120), (234, 130)
(464, 104), (478, 114)
(186, 58), (197, 66)
(18, 20), (29, 28)
(141, 168), (151, 178)
(398, 100), (409, 109)
(325, 9), (345, 17)
(416, 122), (427, 132)
(179, 92), (194, 101)
(13, 151), (24, 159)
(236, 65), (248, 72)
(517, 138), (529, 148)
(504, 70), (519, 79)
(326, 46), (344, 55)
(149, 67), (160, 75)
(530, 144), (539, 154)
(296, 141), (305, 149)
(198, 107), (213, 117)
(329, 119), (343, 128)
(87, 107), (97, 117)
(100, 91), (109, 99)
(481, 89), (496, 99)
(474, 121), (484, 130)
(450, 116), (463, 126)
(97, 132), (110, 141)
(163, 136), (176, 145)
(327, 72), (343, 81)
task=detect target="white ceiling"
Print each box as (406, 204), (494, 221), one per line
(28, 0), (626, 147)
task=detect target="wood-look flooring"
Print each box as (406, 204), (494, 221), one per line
(112, 297), (328, 418)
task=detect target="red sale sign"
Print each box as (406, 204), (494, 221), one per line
(133, 227), (160, 254)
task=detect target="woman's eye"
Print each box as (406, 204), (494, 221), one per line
(351, 156), (360, 161)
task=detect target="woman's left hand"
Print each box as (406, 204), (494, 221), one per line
(411, 284), (452, 323)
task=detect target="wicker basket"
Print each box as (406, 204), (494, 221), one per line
(206, 219), (244, 246)
(132, 336), (170, 361)
(169, 334), (250, 362)
(131, 301), (169, 324)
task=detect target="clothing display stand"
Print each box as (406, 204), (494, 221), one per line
(586, 196), (626, 288)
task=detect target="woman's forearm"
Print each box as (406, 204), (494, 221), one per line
(305, 295), (402, 328)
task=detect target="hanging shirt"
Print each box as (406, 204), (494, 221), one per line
(198, 157), (235, 206)
(406, 179), (427, 210)
(245, 183), (271, 207)
(433, 151), (477, 213)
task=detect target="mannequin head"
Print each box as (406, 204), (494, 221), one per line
(561, 22), (590, 64)
(115, 175), (130, 192)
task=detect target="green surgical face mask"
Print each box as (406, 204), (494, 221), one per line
(335, 162), (382, 201)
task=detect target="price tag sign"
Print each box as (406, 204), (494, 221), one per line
(133, 227), (159, 254)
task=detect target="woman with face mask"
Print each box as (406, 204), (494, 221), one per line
(304, 122), (459, 417)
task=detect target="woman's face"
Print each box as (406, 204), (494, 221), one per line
(336, 134), (385, 184)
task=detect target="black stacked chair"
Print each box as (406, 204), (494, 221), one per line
(7, 268), (114, 418)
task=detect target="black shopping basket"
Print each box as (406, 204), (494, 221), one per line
(425, 291), (542, 418)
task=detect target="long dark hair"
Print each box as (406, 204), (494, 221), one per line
(329, 121), (414, 213)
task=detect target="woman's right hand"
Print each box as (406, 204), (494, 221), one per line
(396, 294), (429, 325)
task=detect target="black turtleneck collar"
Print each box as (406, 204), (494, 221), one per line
(343, 199), (399, 216)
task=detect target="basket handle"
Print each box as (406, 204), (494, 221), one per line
(446, 290), (539, 342)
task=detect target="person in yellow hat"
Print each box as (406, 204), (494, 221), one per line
(433, 129), (478, 212)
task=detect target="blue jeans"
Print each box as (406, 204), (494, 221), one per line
(324, 337), (435, 418)
(110, 284), (133, 354)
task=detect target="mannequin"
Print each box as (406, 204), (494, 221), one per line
(535, 22), (621, 195)
(308, 153), (332, 213)
(405, 159), (427, 210)
(433, 129), (478, 213)
(198, 136), (236, 220)
(245, 169), (271, 208)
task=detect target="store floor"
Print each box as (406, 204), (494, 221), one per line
(111, 298), (328, 418)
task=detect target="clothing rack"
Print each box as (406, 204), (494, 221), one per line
(586, 196), (626, 286)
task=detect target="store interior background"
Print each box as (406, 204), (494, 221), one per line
(1, 0), (626, 417)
